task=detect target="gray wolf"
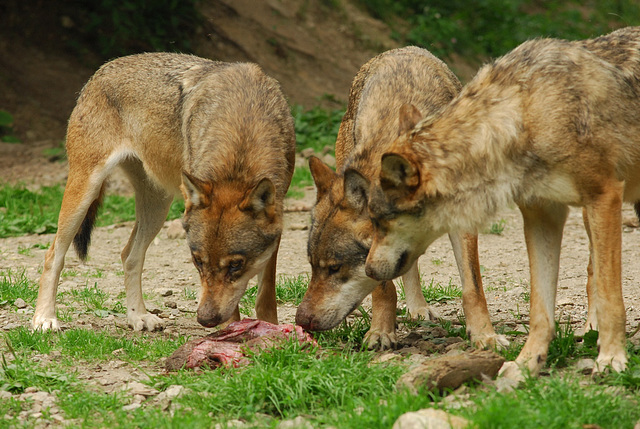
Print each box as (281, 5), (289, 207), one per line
(295, 46), (507, 350)
(364, 27), (640, 377)
(32, 53), (295, 331)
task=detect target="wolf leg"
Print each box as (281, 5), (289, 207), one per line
(581, 208), (599, 334)
(120, 158), (173, 331)
(450, 232), (509, 349)
(584, 180), (627, 374)
(401, 260), (439, 321)
(364, 280), (398, 350)
(501, 201), (568, 380)
(255, 237), (279, 324)
(33, 171), (107, 331)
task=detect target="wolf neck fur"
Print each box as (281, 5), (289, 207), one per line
(412, 79), (527, 232)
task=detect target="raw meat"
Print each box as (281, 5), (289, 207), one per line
(165, 319), (317, 371)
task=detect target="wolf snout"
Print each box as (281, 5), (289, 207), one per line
(197, 302), (226, 328)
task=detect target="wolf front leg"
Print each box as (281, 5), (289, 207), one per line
(401, 260), (440, 321)
(255, 237), (280, 324)
(364, 280), (398, 350)
(500, 201), (568, 381)
(120, 159), (173, 331)
(450, 232), (509, 350)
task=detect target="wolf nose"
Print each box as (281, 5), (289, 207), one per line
(197, 312), (223, 328)
(365, 263), (383, 281)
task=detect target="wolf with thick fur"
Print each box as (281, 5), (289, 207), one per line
(32, 53), (295, 332)
(296, 46), (507, 350)
(364, 27), (640, 377)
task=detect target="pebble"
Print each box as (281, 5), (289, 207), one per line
(14, 298), (27, 309)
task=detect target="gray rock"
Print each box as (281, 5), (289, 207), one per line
(393, 408), (469, 429)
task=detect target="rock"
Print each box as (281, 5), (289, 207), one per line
(300, 148), (315, 159)
(122, 403), (142, 411)
(575, 358), (595, 375)
(321, 145), (333, 155)
(397, 350), (505, 394)
(322, 153), (336, 168)
(157, 385), (186, 401)
(14, 298), (27, 309)
(122, 381), (158, 397)
(165, 301), (178, 309)
(159, 289), (174, 297)
(289, 223), (308, 231)
(277, 416), (314, 429)
(166, 219), (186, 239)
(286, 201), (312, 212)
(393, 408), (469, 429)
(506, 286), (526, 296)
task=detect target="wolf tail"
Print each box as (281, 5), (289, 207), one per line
(73, 186), (105, 261)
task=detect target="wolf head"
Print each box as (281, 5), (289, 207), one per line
(181, 173), (281, 327)
(295, 156), (381, 331)
(365, 104), (446, 281)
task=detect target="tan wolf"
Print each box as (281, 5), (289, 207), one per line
(364, 27), (640, 377)
(32, 53), (296, 332)
(295, 46), (507, 350)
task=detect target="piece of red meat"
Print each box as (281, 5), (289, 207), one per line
(165, 319), (317, 371)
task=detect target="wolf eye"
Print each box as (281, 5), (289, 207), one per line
(228, 259), (244, 274)
(328, 264), (342, 275)
(192, 255), (203, 270)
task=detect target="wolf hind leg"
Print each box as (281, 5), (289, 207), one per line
(120, 158), (173, 331)
(33, 171), (108, 331)
(584, 180), (627, 374)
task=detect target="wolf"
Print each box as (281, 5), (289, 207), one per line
(295, 46), (507, 350)
(363, 27), (640, 377)
(32, 53), (296, 332)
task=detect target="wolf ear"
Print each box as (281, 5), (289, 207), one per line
(181, 172), (212, 209)
(398, 104), (422, 136)
(309, 156), (337, 202)
(241, 178), (276, 220)
(380, 153), (420, 194)
(343, 168), (370, 213)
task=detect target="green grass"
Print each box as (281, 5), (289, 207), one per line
(292, 105), (344, 154)
(0, 183), (185, 238)
(360, 0), (640, 61)
(286, 165), (315, 199)
(0, 269), (38, 306)
(240, 274), (310, 316)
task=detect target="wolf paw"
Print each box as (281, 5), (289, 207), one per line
(364, 329), (398, 351)
(32, 316), (61, 332)
(593, 353), (627, 375)
(471, 333), (510, 350)
(498, 361), (526, 383)
(406, 305), (440, 322)
(128, 313), (164, 331)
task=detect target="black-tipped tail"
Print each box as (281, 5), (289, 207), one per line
(73, 188), (104, 261)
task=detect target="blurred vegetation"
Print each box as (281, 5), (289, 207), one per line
(0, 110), (20, 143)
(359, 0), (640, 60)
(61, 0), (202, 58)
